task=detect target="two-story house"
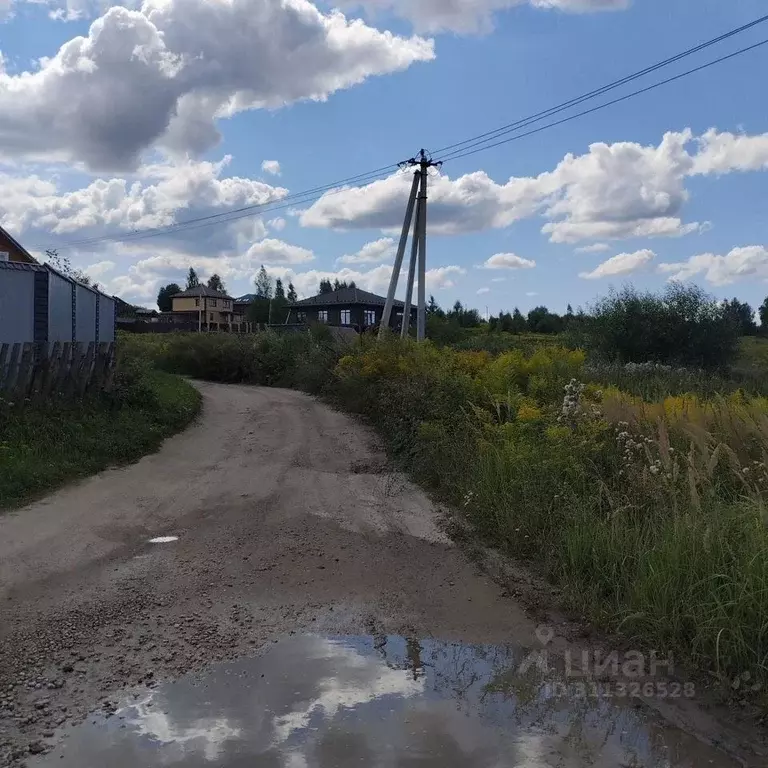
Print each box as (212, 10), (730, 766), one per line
(164, 286), (235, 331)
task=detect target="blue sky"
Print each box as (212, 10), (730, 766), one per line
(1, 0), (767, 314)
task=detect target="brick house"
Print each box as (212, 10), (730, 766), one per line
(162, 286), (235, 331)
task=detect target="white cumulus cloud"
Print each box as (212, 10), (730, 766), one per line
(691, 129), (768, 175)
(477, 287), (490, 294)
(575, 242), (610, 253)
(578, 249), (655, 279)
(482, 253), (536, 269)
(658, 246), (768, 286)
(338, 237), (396, 264)
(0, 156), (284, 258)
(245, 238), (315, 265)
(0, 0), (434, 170)
(335, 0), (628, 33)
(261, 160), (281, 176)
(301, 130), (722, 243)
(426, 265), (466, 289)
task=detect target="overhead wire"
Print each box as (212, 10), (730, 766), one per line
(440, 38), (768, 165)
(432, 12), (768, 157)
(43, 163), (402, 251)
(40, 13), (768, 251)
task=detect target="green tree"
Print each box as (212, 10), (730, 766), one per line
(207, 274), (226, 293)
(759, 296), (768, 333)
(157, 283), (181, 312)
(580, 283), (739, 369)
(287, 282), (298, 303)
(274, 278), (286, 301)
(319, 279), (334, 294)
(254, 265), (273, 299)
(511, 308), (527, 334)
(427, 295), (445, 317)
(447, 300), (481, 328)
(186, 267), (200, 289)
(723, 297), (757, 336)
(527, 306), (563, 334)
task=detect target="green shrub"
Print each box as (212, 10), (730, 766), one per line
(0, 354), (200, 510)
(572, 283), (740, 370)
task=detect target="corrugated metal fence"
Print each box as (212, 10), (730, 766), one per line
(0, 341), (116, 403)
(0, 262), (116, 345)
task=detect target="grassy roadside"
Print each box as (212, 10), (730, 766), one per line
(0, 360), (201, 511)
(124, 331), (768, 705)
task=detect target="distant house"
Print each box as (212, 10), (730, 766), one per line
(287, 287), (417, 331)
(161, 285), (235, 331)
(0, 225), (38, 265)
(0, 261), (115, 345)
(233, 293), (256, 324)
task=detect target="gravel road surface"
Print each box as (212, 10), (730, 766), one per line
(0, 383), (762, 766)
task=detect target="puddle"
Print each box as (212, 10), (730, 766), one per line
(148, 536), (179, 544)
(34, 634), (738, 767)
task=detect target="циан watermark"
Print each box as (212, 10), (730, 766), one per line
(518, 625), (695, 700)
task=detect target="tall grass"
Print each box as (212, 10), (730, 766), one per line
(125, 331), (768, 699)
(0, 347), (201, 510)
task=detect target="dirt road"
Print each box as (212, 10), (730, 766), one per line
(0, 383), (761, 766)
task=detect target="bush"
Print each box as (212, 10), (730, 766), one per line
(0, 348), (200, 510)
(332, 338), (768, 696)
(572, 283), (740, 370)
(136, 331), (344, 393)
(122, 330), (768, 697)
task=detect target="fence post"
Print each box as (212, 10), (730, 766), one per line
(15, 343), (34, 400)
(103, 343), (117, 392)
(3, 343), (21, 396)
(78, 342), (96, 397)
(65, 343), (83, 398)
(0, 343), (8, 394)
(29, 343), (49, 399)
(55, 343), (72, 396)
(42, 342), (62, 399)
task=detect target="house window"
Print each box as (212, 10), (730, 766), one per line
(318, 310), (329, 324)
(340, 310), (351, 326)
(195, 298), (200, 307)
(210, 298), (218, 308)
(297, 311), (307, 323)
(224, 300), (230, 308)
(209, 313), (214, 321)
(364, 310), (377, 326)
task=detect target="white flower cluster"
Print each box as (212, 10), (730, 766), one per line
(741, 461), (768, 487)
(559, 379), (585, 423)
(615, 423), (671, 480)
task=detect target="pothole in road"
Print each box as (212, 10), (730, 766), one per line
(147, 536), (179, 544)
(31, 635), (738, 768)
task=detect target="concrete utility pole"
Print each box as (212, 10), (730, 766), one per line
(380, 149), (442, 341)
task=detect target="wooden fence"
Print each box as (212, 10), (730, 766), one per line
(0, 342), (117, 402)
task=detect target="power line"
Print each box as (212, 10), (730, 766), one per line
(40, 14), (768, 251)
(432, 13), (768, 157)
(43, 163), (399, 251)
(441, 38), (768, 165)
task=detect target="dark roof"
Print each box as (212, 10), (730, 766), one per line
(293, 287), (405, 308)
(172, 285), (233, 300)
(234, 293), (257, 303)
(0, 260), (114, 299)
(0, 225), (38, 264)
(0, 260), (46, 273)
